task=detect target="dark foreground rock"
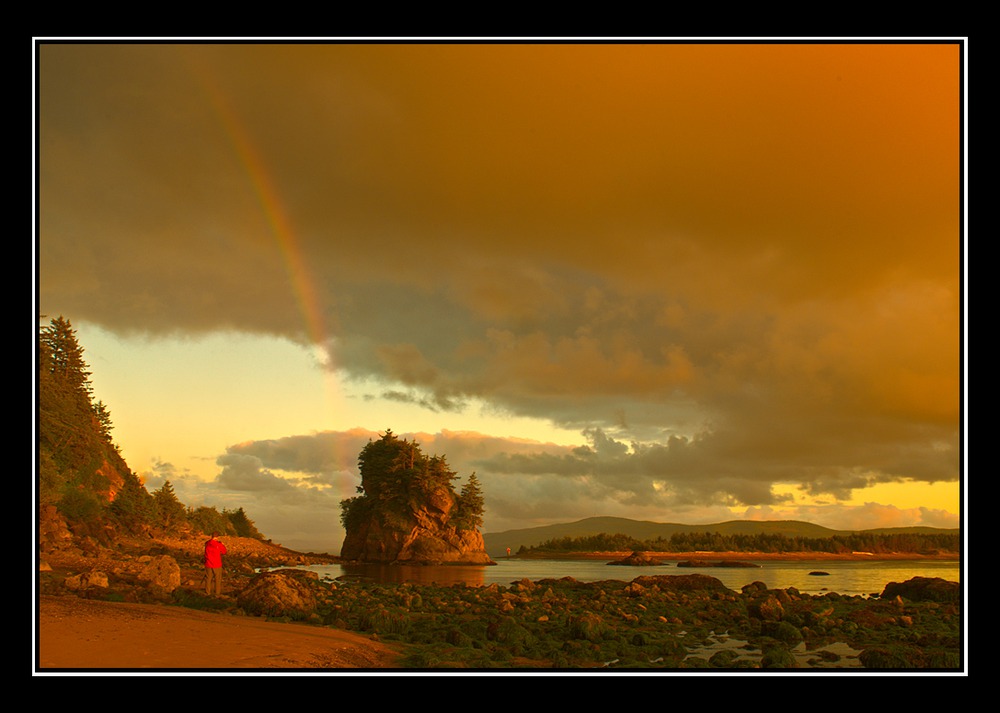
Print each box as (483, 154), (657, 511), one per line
(219, 570), (960, 670)
(630, 573), (734, 592)
(39, 540), (964, 672)
(881, 576), (961, 603)
(237, 569), (323, 619)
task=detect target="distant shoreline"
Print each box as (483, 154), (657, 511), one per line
(512, 550), (960, 562)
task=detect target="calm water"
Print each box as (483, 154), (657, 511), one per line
(296, 558), (962, 597)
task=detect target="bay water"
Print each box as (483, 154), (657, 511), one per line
(296, 557), (962, 596)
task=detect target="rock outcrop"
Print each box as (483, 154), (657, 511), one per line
(340, 481), (494, 565)
(340, 431), (494, 566)
(630, 574), (732, 592)
(881, 576), (960, 602)
(137, 555), (181, 593)
(237, 569), (322, 619)
(38, 504), (75, 554)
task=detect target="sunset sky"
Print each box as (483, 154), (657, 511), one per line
(35, 41), (965, 552)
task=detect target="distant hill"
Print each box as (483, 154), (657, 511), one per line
(482, 517), (960, 558)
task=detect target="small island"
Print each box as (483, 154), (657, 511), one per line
(607, 551), (665, 566)
(339, 430), (495, 566)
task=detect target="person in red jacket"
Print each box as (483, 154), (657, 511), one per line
(203, 532), (227, 595)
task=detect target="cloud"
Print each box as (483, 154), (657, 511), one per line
(741, 502), (961, 532)
(158, 446), (366, 552)
(223, 430), (370, 479)
(37, 43), (963, 545)
(188, 428), (958, 546)
(215, 453), (300, 493)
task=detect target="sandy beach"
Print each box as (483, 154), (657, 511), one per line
(36, 595), (402, 671)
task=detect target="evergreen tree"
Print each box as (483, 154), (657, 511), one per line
(153, 480), (187, 531)
(342, 430), (481, 534)
(455, 472), (485, 530)
(187, 505), (231, 536)
(225, 507), (264, 539)
(111, 470), (157, 530)
(92, 400), (114, 443)
(40, 316), (93, 398)
(352, 431), (456, 515)
(36, 316), (273, 543)
(37, 316), (120, 515)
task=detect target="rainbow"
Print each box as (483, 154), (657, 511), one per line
(194, 58), (356, 532)
(191, 59), (356, 511)
(193, 63), (332, 351)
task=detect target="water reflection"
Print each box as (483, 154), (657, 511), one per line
(337, 563), (487, 587)
(301, 558), (960, 596)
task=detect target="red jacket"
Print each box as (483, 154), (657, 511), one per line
(204, 538), (227, 568)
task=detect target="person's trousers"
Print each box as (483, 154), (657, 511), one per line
(205, 566), (223, 595)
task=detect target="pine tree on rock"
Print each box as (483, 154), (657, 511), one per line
(456, 472), (485, 531)
(340, 431), (494, 565)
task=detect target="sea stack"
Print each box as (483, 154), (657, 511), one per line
(340, 431), (495, 566)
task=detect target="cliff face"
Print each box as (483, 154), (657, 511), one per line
(339, 432), (494, 565)
(341, 483), (494, 565)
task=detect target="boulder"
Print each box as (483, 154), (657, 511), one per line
(64, 570), (109, 591)
(881, 576), (960, 603)
(137, 555), (181, 593)
(630, 574), (731, 592)
(747, 594), (785, 622)
(237, 570), (320, 619)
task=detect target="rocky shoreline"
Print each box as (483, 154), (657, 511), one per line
(36, 530), (963, 671)
(37, 528), (341, 603)
(35, 498), (964, 673)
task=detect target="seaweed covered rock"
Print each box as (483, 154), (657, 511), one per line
(881, 576), (960, 603)
(747, 594), (786, 622)
(630, 573), (731, 592)
(339, 431), (494, 565)
(237, 569), (322, 619)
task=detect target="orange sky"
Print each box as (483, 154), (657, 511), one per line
(36, 41), (963, 550)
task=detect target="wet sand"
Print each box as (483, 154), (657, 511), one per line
(36, 595), (402, 672)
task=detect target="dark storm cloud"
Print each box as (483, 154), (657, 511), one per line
(223, 431), (369, 477)
(215, 453), (298, 492)
(38, 43), (962, 537)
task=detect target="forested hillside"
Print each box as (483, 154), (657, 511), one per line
(36, 316), (265, 542)
(517, 530), (960, 556)
(484, 516), (961, 558)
